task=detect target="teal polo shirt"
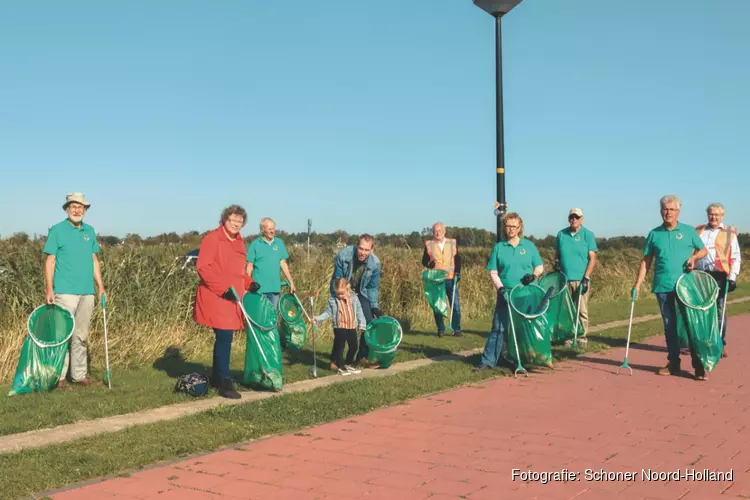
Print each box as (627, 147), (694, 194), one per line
(43, 220), (100, 295)
(644, 222), (705, 293)
(556, 226), (597, 281)
(246, 237), (289, 293)
(487, 238), (543, 288)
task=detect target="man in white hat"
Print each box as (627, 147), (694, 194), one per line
(555, 208), (598, 346)
(43, 192), (107, 388)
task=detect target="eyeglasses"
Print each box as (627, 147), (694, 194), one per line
(568, 215), (581, 220)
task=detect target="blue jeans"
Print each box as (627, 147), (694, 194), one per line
(479, 292), (510, 367)
(263, 292), (280, 311)
(435, 279), (462, 333)
(212, 329), (234, 381)
(656, 292), (701, 369)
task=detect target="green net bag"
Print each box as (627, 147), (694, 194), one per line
(538, 271), (583, 343)
(241, 292), (283, 391)
(504, 284), (554, 367)
(422, 270), (449, 317)
(365, 316), (403, 368)
(675, 271), (722, 372)
(278, 293), (307, 351)
(9, 304), (74, 396)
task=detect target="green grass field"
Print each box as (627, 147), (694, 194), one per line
(0, 293), (678, 437)
(2, 299), (748, 500)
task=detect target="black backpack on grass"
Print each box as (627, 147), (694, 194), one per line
(174, 372), (209, 397)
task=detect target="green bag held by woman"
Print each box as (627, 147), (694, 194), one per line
(238, 291), (283, 391)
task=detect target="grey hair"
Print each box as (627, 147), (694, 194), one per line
(706, 203), (725, 214)
(660, 195), (681, 209)
(259, 217), (275, 230)
(432, 222), (445, 231)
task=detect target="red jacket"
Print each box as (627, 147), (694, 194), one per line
(194, 226), (254, 331)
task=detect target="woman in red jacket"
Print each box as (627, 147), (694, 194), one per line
(194, 205), (259, 399)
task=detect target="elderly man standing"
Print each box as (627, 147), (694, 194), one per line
(43, 193), (106, 389)
(246, 217), (296, 310)
(633, 195), (707, 379)
(555, 208), (598, 346)
(330, 234), (382, 368)
(694, 203), (741, 358)
(422, 222), (462, 337)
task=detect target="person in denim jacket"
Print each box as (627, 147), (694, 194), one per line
(330, 234), (382, 367)
(314, 278), (367, 376)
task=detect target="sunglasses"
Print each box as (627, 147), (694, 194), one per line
(568, 215), (582, 220)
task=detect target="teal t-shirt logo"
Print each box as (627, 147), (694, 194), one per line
(519, 248), (526, 255)
(676, 233), (683, 240)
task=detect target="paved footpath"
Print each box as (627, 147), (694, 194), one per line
(45, 315), (750, 500)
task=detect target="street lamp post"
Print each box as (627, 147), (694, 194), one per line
(473, 0), (522, 242)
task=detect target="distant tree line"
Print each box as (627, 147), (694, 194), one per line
(5, 227), (749, 250)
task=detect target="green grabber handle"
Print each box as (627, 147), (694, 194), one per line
(101, 293), (112, 389)
(506, 288), (528, 378)
(719, 278), (730, 342)
(618, 288), (636, 376)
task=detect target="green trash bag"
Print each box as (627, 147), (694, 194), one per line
(365, 316), (403, 368)
(241, 292), (283, 391)
(278, 293), (307, 351)
(538, 271), (583, 344)
(504, 284), (554, 367)
(675, 271), (722, 372)
(9, 304), (74, 396)
(422, 270), (449, 317)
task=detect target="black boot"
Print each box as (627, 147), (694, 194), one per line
(218, 379), (241, 399)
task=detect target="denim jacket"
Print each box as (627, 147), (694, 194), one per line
(330, 245), (381, 308)
(315, 292), (367, 330)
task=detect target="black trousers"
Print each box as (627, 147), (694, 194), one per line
(332, 328), (358, 367)
(355, 293), (374, 361)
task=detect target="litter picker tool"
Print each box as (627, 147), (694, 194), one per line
(719, 279), (729, 342)
(617, 288), (636, 376)
(506, 290), (528, 378)
(309, 291), (319, 378)
(101, 294), (112, 389)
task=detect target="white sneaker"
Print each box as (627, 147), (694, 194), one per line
(337, 368), (351, 376)
(344, 365), (362, 374)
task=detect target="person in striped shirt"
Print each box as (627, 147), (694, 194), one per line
(314, 278), (368, 376)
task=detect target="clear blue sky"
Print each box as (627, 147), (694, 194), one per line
(1, 0), (747, 239)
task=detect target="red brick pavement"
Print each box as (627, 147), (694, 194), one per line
(46, 315), (750, 500)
